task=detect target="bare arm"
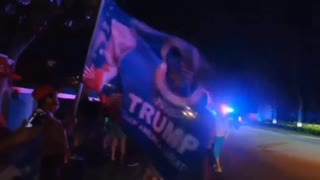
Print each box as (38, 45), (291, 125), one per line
(64, 130), (70, 150)
(0, 127), (42, 153)
(63, 129), (71, 163)
(0, 108), (48, 152)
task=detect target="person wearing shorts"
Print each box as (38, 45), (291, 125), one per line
(101, 94), (127, 162)
(213, 113), (229, 173)
(109, 119), (126, 162)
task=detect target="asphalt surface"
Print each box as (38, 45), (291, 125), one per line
(8, 121), (312, 180)
(5, 119), (316, 180)
(219, 125), (320, 180)
(73, 125), (320, 180)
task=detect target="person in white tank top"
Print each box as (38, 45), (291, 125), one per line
(215, 115), (229, 137)
(213, 114), (229, 173)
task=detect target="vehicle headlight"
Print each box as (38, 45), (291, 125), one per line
(182, 110), (197, 119)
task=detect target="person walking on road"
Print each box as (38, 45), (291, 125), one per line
(213, 112), (229, 173)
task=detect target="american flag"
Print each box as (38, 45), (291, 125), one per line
(83, 65), (95, 80)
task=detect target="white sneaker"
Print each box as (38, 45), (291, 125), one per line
(127, 162), (139, 167)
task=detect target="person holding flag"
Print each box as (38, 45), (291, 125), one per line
(82, 0), (214, 179)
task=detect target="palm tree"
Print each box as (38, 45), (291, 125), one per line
(292, 29), (304, 127)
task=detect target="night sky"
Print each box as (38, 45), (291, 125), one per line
(1, 0), (316, 115)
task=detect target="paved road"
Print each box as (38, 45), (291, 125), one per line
(2, 126), (319, 180)
(75, 125), (320, 180)
(219, 126), (320, 180)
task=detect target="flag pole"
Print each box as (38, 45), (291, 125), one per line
(72, 82), (84, 125)
(72, 0), (106, 125)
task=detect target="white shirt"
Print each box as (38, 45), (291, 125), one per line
(215, 117), (229, 137)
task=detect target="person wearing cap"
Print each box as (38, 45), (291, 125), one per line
(0, 85), (70, 180)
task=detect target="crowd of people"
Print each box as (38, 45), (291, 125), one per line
(0, 84), (232, 180)
(0, 85), (69, 179)
(0, 85), (164, 179)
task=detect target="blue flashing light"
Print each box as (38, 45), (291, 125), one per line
(221, 104), (234, 115)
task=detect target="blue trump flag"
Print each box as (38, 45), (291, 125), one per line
(83, 0), (214, 179)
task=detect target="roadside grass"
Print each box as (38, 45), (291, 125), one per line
(303, 124), (320, 135)
(252, 120), (320, 137)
